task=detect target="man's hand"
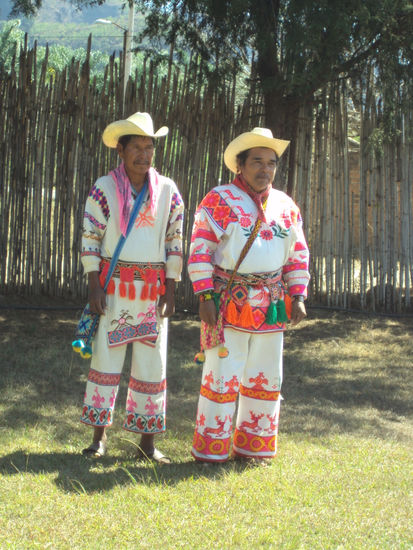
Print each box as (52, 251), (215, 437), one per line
(290, 299), (307, 326)
(88, 271), (106, 315)
(157, 278), (175, 318)
(199, 299), (217, 327)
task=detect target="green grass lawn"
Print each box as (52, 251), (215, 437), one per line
(0, 304), (412, 549)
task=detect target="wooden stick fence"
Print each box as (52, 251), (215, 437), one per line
(0, 38), (411, 313)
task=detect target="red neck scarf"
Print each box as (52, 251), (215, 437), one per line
(232, 174), (270, 223)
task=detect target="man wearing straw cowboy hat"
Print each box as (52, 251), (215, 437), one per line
(188, 127), (310, 463)
(79, 112), (184, 462)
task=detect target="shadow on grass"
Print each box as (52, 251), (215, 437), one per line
(1, 306), (412, 464)
(0, 449), (255, 493)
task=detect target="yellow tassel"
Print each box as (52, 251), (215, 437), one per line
(194, 351), (206, 364)
(225, 299), (239, 324)
(238, 301), (254, 328)
(218, 346), (229, 358)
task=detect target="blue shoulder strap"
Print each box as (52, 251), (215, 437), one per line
(102, 180), (148, 291)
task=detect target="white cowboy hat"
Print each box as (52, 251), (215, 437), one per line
(224, 127), (290, 173)
(102, 112), (169, 148)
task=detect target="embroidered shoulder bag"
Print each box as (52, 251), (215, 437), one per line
(197, 198), (268, 360)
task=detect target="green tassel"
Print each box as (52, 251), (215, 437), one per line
(276, 299), (289, 323)
(265, 301), (278, 324)
(213, 292), (221, 312)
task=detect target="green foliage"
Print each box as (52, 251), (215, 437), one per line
(129, 1), (413, 94)
(0, 18), (140, 89)
(0, 19), (24, 71)
(34, 43), (112, 87)
(7, 0), (413, 95)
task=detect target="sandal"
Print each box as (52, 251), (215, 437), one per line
(136, 447), (171, 464)
(82, 440), (107, 458)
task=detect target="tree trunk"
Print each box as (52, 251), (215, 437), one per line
(262, 92), (302, 195)
(252, 1), (308, 196)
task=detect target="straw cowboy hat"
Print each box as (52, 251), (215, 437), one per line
(224, 127), (290, 173)
(102, 112), (169, 148)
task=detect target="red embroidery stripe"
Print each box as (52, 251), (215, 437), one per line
(233, 429), (276, 454)
(288, 284), (307, 296)
(192, 430), (231, 457)
(239, 384), (280, 401)
(193, 278), (214, 293)
(283, 262), (308, 273)
(128, 377), (167, 394)
(191, 229), (219, 243)
(200, 385), (238, 403)
(188, 253), (212, 265)
(88, 369), (121, 386)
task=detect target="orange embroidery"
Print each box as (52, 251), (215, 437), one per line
(135, 203), (155, 228)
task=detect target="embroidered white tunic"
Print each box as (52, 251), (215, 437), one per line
(188, 183), (310, 333)
(81, 172), (184, 347)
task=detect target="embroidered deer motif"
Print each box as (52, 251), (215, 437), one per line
(265, 413), (278, 433)
(239, 411), (264, 433)
(248, 372), (268, 390)
(203, 415), (229, 438)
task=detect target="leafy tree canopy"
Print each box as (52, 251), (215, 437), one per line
(8, 0), (413, 190)
(10, 0), (412, 105)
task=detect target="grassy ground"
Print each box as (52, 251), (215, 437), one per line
(0, 303), (412, 549)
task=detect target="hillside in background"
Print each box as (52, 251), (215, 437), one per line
(0, 0), (143, 53)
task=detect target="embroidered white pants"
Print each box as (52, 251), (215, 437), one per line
(192, 328), (283, 462)
(80, 317), (168, 434)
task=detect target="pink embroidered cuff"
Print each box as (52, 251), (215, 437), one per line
(288, 284), (308, 298)
(193, 278), (214, 294)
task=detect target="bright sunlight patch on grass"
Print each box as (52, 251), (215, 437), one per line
(0, 306), (412, 549)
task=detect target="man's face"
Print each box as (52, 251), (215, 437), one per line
(117, 135), (155, 181)
(238, 147), (278, 192)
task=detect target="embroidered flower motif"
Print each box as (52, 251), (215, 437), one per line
(278, 213), (293, 229)
(235, 207), (253, 227)
(240, 216), (252, 228)
(260, 229), (273, 240)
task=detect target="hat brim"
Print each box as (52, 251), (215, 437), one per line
(224, 132), (290, 173)
(102, 120), (169, 148)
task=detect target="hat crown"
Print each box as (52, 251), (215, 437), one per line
(127, 112), (154, 134)
(102, 111), (168, 147)
(223, 127), (290, 173)
(251, 127), (274, 139)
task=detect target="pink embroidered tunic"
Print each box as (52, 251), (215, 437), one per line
(81, 170), (184, 347)
(188, 183), (310, 333)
